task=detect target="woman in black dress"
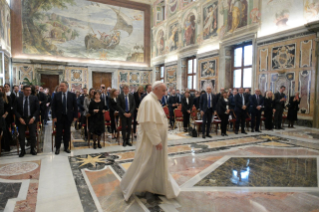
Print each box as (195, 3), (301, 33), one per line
(109, 89), (119, 139)
(89, 91), (107, 149)
(217, 91), (230, 136)
(287, 92), (301, 128)
(133, 86), (144, 137)
(0, 86), (12, 151)
(264, 91), (275, 130)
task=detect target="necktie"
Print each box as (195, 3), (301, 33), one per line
(257, 95), (259, 104)
(125, 96), (129, 112)
(24, 97), (29, 117)
(63, 93), (67, 115)
(242, 94), (245, 105)
(208, 94), (211, 108)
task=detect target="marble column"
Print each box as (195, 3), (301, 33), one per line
(219, 46), (232, 90)
(306, 21), (319, 128)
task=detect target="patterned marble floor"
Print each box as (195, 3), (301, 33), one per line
(1, 125), (319, 212)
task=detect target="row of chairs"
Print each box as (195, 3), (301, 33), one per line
(163, 105), (287, 136)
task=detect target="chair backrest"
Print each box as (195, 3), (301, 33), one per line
(163, 106), (169, 116)
(230, 109), (236, 119)
(78, 112), (81, 119)
(177, 104), (182, 110)
(174, 109), (183, 118)
(104, 111), (111, 122)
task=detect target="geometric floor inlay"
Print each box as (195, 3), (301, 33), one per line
(195, 157), (318, 187)
(0, 162), (39, 176)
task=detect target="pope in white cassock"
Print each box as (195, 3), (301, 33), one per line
(120, 81), (180, 201)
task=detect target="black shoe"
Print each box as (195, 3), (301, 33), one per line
(55, 148), (60, 155)
(255, 130), (261, 133)
(235, 131), (238, 134)
(127, 142), (132, 146)
(221, 133), (225, 136)
(19, 149), (26, 157)
(123, 143), (127, 147)
(64, 148), (71, 153)
(93, 143), (97, 149)
(242, 131), (247, 134)
(251, 129), (255, 132)
(98, 143), (102, 149)
(206, 135), (212, 138)
(225, 133), (228, 136)
(31, 148), (37, 155)
(202, 135), (206, 139)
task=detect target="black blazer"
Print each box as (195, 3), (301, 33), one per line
(134, 92), (143, 109)
(199, 93), (217, 112)
(109, 98), (118, 112)
(14, 95), (40, 121)
(274, 92), (286, 110)
(117, 93), (136, 116)
(181, 96), (193, 113)
(52, 91), (78, 122)
(37, 91), (47, 111)
(77, 95), (86, 112)
(11, 92), (23, 104)
(234, 93), (250, 113)
(249, 94), (264, 114)
(100, 93), (109, 109)
(167, 95), (178, 111)
(217, 97), (229, 116)
(264, 98), (275, 113)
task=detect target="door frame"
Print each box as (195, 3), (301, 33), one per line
(89, 68), (115, 89)
(35, 68), (64, 85)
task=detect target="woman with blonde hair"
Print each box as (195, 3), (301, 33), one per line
(0, 86), (12, 151)
(264, 91), (275, 130)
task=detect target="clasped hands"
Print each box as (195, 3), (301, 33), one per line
(256, 106), (262, 110)
(19, 117), (35, 125)
(124, 113), (131, 118)
(280, 98), (286, 102)
(242, 105), (247, 110)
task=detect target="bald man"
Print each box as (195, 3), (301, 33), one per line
(249, 89), (264, 132)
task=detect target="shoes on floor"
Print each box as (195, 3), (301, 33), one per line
(242, 131), (247, 134)
(64, 149), (71, 153)
(19, 149), (26, 157)
(206, 135), (212, 138)
(55, 148), (60, 155)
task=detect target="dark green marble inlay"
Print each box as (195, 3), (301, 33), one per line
(196, 158), (318, 187)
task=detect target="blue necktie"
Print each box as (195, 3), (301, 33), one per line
(63, 93), (67, 115)
(125, 96), (129, 112)
(208, 94), (211, 108)
(24, 97), (29, 117)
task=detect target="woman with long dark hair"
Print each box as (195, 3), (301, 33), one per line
(0, 86), (12, 151)
(217, 91), (230, 136)
(133, 86), (144, 137)
(89, 91), (107, 149)
(287, 92), (301, 128)
(264, 91), (276, 130)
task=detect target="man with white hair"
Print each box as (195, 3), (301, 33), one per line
(249, 89), (264, 132)
(199, 86), (216, 138)
(121, 81), (180, 201)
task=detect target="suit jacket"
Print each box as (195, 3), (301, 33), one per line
(167, 95), (178, 112)
(109, 98), (118, 112)
(100, 93), (109, 110)
(274, 92), (286, 110)
(249, 94), (264, 114)
(228, 95), (235, 110)
(193, 97), (200, 109)
(14, 95), (39, 121)
(52, 91), (78, 122)
(161, 95), (168, 106)
(181, 96), (193, 113)
(217, 97), (229, 116)
(117, 93), (136, 116)
(11, 91), (23, 104)
(199, 93), (216, 112)
(176, 94), (182, 103)
(134, 92), (143, 109)
(234, 93), (250, 113)
(77, 94), (86, 113)
(37, 91), (47, 111)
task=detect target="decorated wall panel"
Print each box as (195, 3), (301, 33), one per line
(118, 70), (151, 93)
(65, 67), (89, 90)
(164, 65), (177, 89)
(0, 0), (11, 53)
(256, 34), (316, 119)
(198, 56), (218, 92)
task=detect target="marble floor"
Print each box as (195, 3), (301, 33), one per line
(1, 123), (319, 212)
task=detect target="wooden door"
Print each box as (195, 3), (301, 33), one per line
(92, 72), (112, 90)
(41, 74), (59, 94)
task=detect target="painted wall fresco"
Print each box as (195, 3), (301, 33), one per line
(202, 1), (218, 40)
(168, 22), (180, 52)
(260, 0), (303, 36)
(164, 65), (177, 89)
(304, 0), (319, 23)
(198, 56), (218, 92)
(167, 0), (179, 18)
(22, 0), (144, 62)
(65, 67), (89, 89)
(155, 29), (165, 56)
(183, 12), (196, 46)
(0, 0), (11, 53)
(256, 34), (316, 119)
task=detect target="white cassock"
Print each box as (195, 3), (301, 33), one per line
(120, 92), (180, 201)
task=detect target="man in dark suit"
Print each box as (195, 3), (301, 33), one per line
(181, 90), (193, 132)
(141, 84), (152, 101)
(199, 86), (216, 138)
(274, 85), (286, 130)
(167, 89), (179, 129)
(100, 84), (109, 110)
(12, 85), (23, 100)
(161, 91), (169, 107)
(52, 81), (78, 155)
(35, 85), (47, 124)
(176, 89), (182, 103)
(215, 88), (225, 103)
(250, 89), (264, 132)
(14, 85), (39, 157)
(117, 84), (136, 147)
(234, 88), (250, 134)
